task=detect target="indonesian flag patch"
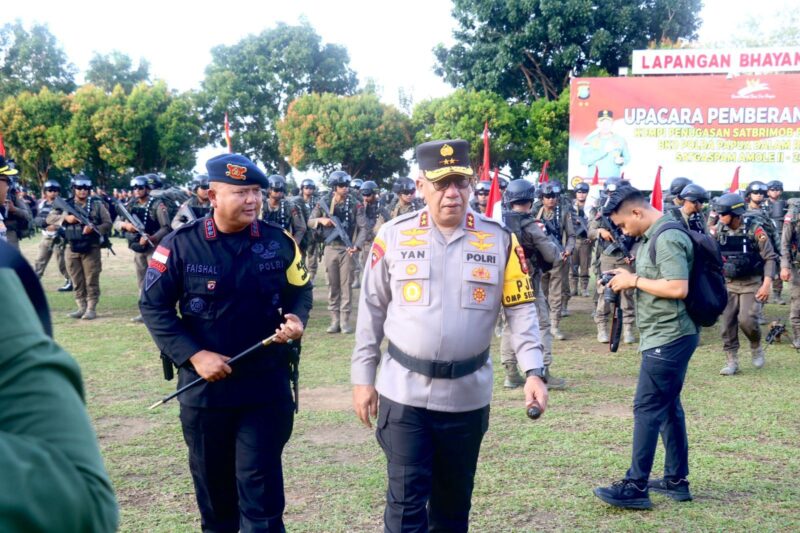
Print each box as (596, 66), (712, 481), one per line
(152, 245), (171, 265)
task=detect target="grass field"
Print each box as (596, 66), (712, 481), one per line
(20, 235), (800, 532)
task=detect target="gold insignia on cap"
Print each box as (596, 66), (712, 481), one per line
(440, 144), (454, 157)
(226, 163), (247, 180)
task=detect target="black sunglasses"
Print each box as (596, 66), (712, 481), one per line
(45, 188), (60, 192)
(430, 175), (471, 192)
(132, 185), (147, 190)
(74, 186), (92, 191)
(475, 190), (489, 196)
(543, 193), (558, 199)
(199, 185), (210, 190)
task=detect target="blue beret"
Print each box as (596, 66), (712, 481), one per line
(206, 153), (268, 187)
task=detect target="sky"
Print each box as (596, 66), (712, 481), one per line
(1, 0), (787, 176)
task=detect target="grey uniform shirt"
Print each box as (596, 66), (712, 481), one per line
(352, 207), (543, 413)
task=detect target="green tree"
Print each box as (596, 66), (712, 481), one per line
(91, 82), (201, 184)
(85, 51), (150, 93)
(434, 0), (702, 101)
(51, 84), (115, 181)
(524, 88), (570, 181)
(279, 92), (412, 182)
(198, 22), (358, 173)
(0, 21), (76, 101)
(0, 87), (71, 186)
(411, 89), (527, 177)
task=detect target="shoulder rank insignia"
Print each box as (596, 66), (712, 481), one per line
(466, 213), (475, 229)
(419, 211), (429, 228)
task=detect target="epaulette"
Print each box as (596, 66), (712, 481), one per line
(382, 209), (419, 230)
(472, 211), (510, 234)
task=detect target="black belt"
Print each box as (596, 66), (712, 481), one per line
(388, 342), (490, 379)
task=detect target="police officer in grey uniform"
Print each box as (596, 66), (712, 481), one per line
(352, 139), (547, 533)
(500, 179), (562, 389)
(713, 193), (778, 375)
(308, 170), (367, 334)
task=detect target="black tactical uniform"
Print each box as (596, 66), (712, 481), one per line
(765, 180), (787, 303)
(140, 153), (312, 533)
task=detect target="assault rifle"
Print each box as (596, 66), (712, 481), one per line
(114, 199), (156, 247)
(53, 197), (115, 255)
(601, 214), (634, 263)
(317, 198), (354, 249)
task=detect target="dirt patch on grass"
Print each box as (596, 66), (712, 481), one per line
(95, 416), (156, 443)
(300, 386), (353, 411)
(597, 375), (638, 387)
(300, 423), (372, 447)
(585, 403), (632, 418)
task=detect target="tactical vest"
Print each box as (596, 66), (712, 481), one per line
(126, 197), (163, 253)
(263, 199), (293, 231)
(64, 198), (102, 253)
(572, 203), (589, 238)
(503, 211), (539, 272)
(717, 229), (762, 279)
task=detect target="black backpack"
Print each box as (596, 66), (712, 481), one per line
(648, 221), (727, 328)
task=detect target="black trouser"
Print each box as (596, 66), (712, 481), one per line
(377, 395), (489, 533)
(180, 402), (294, 533)
(626, 333), (699, 483)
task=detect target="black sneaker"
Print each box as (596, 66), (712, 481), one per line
(648, 478), (693, 501)
(594, 479), (652, 510)
(57, 279), (74, 292)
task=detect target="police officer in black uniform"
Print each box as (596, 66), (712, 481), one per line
(140, 153), (312, 533)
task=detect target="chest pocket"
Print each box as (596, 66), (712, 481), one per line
(391, 260), (430, 306)
(461, 262), (499, 310)
(181, 275), (221, 319)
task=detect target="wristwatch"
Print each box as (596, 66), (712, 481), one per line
(525, 368), (545, 379)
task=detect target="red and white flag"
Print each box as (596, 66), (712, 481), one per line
(729, 166), (740, 192)
(539, 160), (549, 183)
(651, 166), (663, 211)
(485, 167), (503, 220)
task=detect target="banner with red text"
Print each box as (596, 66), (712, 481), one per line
(568, 74), (800, 191)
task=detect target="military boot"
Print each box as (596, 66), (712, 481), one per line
(351, 277), (361, 289)
(544, 366), (567, 390)
(720, 351), (739, 375)
(57, 278), (73, 292)
(793, 328), (800, 350)
(581, 280), (591, 298)
(130, 314), (144, 323)
(326, 314), (341, 334)
(82, 300), (97, 320)
(597, 323), (610, 343)
(68, 300), (86, 319)
(503, 362), (526, 389)
(551, 325), (565, 341)
(341, 314), (354, 334)
(623, 325), (636, 345)
(751, 346), (765, 369)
